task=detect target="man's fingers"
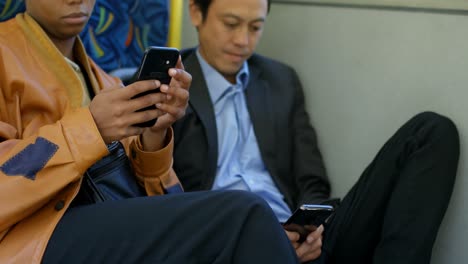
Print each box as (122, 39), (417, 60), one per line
(155, 103), (185, 120)
(175, 55), (185, 70)
(296, 236), (323, 262)
(169, 68), (192, 90)
(128, 108), (166, 127)
(305, 225), (324, 243)
(160, 83), (189, 104)
(293, 225), (324, 262)
(300, 248), (322, 262)
(284, 229), (300, 242)
(122, 80), (161, 99)
(126, 91), (167, 113)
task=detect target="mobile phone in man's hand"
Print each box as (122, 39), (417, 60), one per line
(132, 46), (180, 127)
(282, 204), (334, 243)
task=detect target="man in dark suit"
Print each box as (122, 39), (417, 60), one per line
(173, 0), (460, 263)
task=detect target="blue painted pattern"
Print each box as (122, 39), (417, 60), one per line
(0, 0), (25, 21)
(80, 0), (169, 72)
(0, 137), (59, 180)
(0, 0), (169, 72)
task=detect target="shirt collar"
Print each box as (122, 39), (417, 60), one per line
(64, 57), (81, 72)
(196, 49), (250, 104)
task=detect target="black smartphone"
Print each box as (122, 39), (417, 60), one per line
(132, 46), (180, 127)
(283, 204), (334, 243)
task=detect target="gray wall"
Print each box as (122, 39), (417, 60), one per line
(181, 2), (468, 263)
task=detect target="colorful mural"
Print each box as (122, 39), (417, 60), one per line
(81, 0), (169, 72)
(0, 0), (25, 21)
(0, 0), (169, 72)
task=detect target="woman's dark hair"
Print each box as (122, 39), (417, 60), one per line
(193, 0), (271, 20)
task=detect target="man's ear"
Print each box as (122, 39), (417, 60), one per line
(188, 0), (203, 27)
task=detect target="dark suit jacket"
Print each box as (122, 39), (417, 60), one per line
(173, 48), (330, 210)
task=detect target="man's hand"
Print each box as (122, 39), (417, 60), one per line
(284, 225), (324, 262)
(89, 79), (166, 144)
(141, 57), (191, 151)
(89, 56), (191, 149)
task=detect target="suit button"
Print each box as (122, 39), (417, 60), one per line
(54, 200), (65, 211)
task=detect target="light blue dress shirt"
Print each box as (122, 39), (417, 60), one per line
(196, 51), (292, 222)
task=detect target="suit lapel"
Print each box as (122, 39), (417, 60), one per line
(183, 51), (277, 185)
(245, 63), (277, 166)
(183, 52), (219, 185)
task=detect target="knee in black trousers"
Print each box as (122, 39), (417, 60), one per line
(43, 190), (299, 264)
(403, 111), (458, 152)
(322, 111), (459, 264)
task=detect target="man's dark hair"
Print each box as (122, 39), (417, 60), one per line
(193, 0), (271, 20)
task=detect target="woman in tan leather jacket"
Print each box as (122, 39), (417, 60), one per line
(0, 0), (299, 263)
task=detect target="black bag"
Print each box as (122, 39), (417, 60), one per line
(70, 67), (146, 206)
(72, 141), (146, 206)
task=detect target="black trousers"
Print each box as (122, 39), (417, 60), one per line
(42, 190), (299, 264)
(314, 112), (459, 264)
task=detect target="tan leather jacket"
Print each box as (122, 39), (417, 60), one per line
(0, 14), (181, 263)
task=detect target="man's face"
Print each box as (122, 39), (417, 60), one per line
(190, 0), (268, 83)
(25, 0), (95, 41)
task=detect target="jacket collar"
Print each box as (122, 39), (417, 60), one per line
(16, 13), (99, 108)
